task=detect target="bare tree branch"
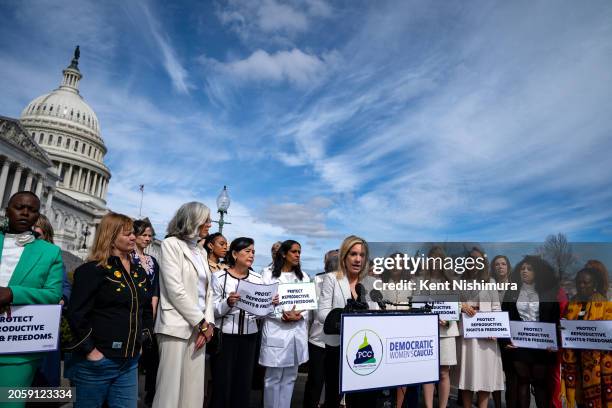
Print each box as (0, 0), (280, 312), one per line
(536, 233), (577, 281)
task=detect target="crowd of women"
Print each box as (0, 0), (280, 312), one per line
(0, 192), (610, 408)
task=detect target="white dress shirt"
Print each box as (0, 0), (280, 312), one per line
(211, 269), (264, 335)
(0, 234), (26, 286)
(516, 283), (539, 322)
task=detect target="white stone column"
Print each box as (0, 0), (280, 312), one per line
(76, 166), (83, 191)
(24, 171), (34, 191)
(84, 170), (91, 195)
(88, 224), (96, 248)
(92, 173), (99, 196)
(0, 160), (11, 206)
(96, 175), (103, 198)
(45, 188), (54, 216)
(35, 176), (43, 197)
(102, 178), (108, 198)
(64, 164), (73, 188)
(10, 165), (23, 196)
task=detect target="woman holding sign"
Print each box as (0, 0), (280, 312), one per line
(455, 247), (504, 408)
(490, 255), (515, 408)
(210, 237), (274, 408)
(0, 191), (63, 402)
(260, 240), (310, 408)
(562, 266), (612, 408)
(500, 256), (560, 408)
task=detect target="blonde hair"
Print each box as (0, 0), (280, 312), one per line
(35, 214), (54, 243)
(88, 213), (133, 267)
(336, 235), (369, 281)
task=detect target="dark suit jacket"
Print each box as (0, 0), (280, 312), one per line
(501, 287), (560, 364)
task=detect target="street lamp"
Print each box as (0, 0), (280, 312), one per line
(81, 225), (90, 250)
(213, 185), (231, 234)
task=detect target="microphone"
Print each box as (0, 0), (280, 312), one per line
(355, 283), (366, 303)
(345, 283), (368, 312)
(369, 289), (386, 310)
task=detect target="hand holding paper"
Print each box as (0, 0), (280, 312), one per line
(227, 292), (240, 307)
(235, 280), (278, 317)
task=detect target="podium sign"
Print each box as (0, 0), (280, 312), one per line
(341, 313), (439, 393)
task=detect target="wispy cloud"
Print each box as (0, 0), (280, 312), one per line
(258, 197), (341, 238)
(215, 0), (333, 45)
(267, 1), (612, 242)
(136, 0), (192, 94)
(201, 48), (334, 87)
(258, 0), (308, 33)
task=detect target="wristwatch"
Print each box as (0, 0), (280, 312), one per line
(198, 319), (210, 334)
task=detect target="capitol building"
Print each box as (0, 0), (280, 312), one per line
(0, 47), (111, 255)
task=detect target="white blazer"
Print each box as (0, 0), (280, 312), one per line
(259, 269), (310, 367)
(317, 273), (378, 347)
(155, 236), (215, 340)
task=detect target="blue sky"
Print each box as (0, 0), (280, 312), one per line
(1, 0), (611, 273)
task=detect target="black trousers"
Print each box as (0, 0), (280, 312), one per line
(142, 335), (159, 403)
(324, 345), (341, 408)
(323, 344), (378, 408)
(303, 343), (326, 408)
(210, 333), (258, 408)
(345, 392), (377, 408)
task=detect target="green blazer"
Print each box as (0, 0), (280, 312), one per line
(0, 232), (64, 364)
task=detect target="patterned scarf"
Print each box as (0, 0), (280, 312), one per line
(130, 251), (155, 277)
(562, 294), (612, 408)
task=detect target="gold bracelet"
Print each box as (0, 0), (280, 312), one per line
(198, 321), (209, 333)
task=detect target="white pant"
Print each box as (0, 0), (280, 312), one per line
(152, 332), (205, 408)
(263, 365), (299, 408)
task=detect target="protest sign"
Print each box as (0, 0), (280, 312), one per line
(462, 311), (511, 338)
(277, 282), (317, 311)
(236, 280), (278, 317)
(560, 320), (612, 351)
(412, 302), (460, 321)
(0, 305), (61, 354)
(509, 321), (558, 350)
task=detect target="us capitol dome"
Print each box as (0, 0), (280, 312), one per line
(20, 46), (110, 207)
(0, 46), (111, 255)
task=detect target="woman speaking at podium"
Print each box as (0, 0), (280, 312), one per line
(318, 235), (378, 408)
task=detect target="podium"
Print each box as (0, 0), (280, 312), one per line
(340, 312), (439, 393)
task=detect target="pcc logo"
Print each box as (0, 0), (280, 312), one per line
(346, 329), (383, 376)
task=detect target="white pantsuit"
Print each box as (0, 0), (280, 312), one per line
(264, 366), (300, 408)
(259, 270), (310, 408)
(155, 331), (204, 408)
(152, 237), (215, 408)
